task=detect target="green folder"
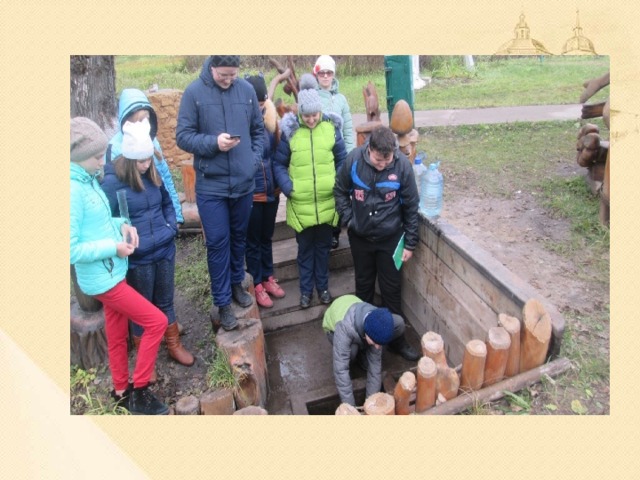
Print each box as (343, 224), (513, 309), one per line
(393, 233), (405, 270)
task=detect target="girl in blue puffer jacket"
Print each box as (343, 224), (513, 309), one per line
(102, 119), (194, 374)
(70, 117), (168, 415)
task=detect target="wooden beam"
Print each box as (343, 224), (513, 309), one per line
(418, 357), (571, 415)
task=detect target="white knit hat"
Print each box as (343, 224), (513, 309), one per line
(121, 118), (154, 160)
(314, 55), (336, 74)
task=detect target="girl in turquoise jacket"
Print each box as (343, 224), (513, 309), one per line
(70, 117), (169, 415)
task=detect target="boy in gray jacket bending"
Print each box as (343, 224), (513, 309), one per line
(322, 295), (405, 406)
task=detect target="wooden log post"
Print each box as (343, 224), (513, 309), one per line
(436, 366), (460, 401)
(460, 339), (487, 393)
(70, 265), (102, 312)
(419, 357), (571, 415)
(70, 297), (109, 369)
(180, 159), (196, 204)
(363, 392), (395, 415)
(415, 357), (437, 413)
(394, 371), (416, 415)
(483, 327), (511, 387)
(199, 389), (235, 415)
(421, 331), (448, 367)
(335, 403), (361, 415)
(498, 313), (521, 377)
(233, 406), (268, 415)
(215, 317), (268, 408)
(520, 299), (552, 372)
(175, 395), (200, 415)
(600, 149), (610, 226)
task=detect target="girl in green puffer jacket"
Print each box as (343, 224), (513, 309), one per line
(273, 75), (347, 309)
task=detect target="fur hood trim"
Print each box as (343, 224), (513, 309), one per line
(280, 111), (343, 140)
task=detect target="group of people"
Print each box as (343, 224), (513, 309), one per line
(70, 54), (420, 414)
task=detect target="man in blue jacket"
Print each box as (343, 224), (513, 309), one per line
(334, 125), (420, 361)
(177, 55), (265, 330)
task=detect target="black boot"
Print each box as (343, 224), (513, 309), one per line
(231, 283), (253, 308)
(128, 385), (169, 415)
(388, 336), (420, 362)
(219, 305), (239, 331)
(110, 383), (132, 412)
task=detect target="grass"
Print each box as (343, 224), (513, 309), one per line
(415, 56), (610, 109)
(206, 348), (243, 391)
(70, 365), (129, 415)
(115, 55), (609, 113)
(418, 120), (587, 197)
(174, 237), (212, 313)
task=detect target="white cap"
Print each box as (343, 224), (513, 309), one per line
(314, 55), (336, 74)
(121, 118), (154, 160)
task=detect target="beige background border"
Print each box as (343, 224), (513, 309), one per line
(0, 0), (635, 478)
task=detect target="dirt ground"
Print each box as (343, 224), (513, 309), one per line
(442, 161), (610, 414)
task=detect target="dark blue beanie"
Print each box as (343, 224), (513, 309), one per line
(364, 308), (394, 345)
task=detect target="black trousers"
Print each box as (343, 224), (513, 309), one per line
(348, 230), (404, 317)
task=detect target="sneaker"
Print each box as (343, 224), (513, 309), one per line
(262, 276), (285, 298)
(331, 235), (339, 249)
(110, 383), (132, 412)
(255, 284), (273, 308)
(319, 289), (332, 304)
(300, 293), (312, 309)
(231, 283), (253, 308)
(128, 386), (169, 415)
(219, 305), (239, 331)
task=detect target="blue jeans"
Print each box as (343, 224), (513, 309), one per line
(245, 199), (279, 286)
(197, 192), (253, 307)
(295, 223), (333, 295)
(126, 256), (175, 337)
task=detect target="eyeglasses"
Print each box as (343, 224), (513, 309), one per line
(317, 70), (334, 78)
(213, 67), (238, 80)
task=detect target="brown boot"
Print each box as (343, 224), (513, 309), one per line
(132, 335), (157, 384)
(165, 322), (195, 366)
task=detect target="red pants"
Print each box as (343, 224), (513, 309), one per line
(95, 280), (167, 390)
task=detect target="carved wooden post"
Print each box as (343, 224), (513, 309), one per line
(175, 395), (200, 415)
(394, 371), (416, 415)
(436, 366), (460, 401)
(415, 356), (437, 413)
(215, 317), (268, 408)
(70, 265), (109, 368)
(180, 159), (196, 203)
(233, 406), (268, 415)
(335, 403), (361, 415)
(520, 299), (552, 371)
(460, 339), (487, 392)
(363, 392), (395, 415)
(483, 327), (511, 387)
(498, 313), (521, 377)
(421, 331), (447, 367)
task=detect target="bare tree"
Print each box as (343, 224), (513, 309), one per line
(70, 55), (117, 133)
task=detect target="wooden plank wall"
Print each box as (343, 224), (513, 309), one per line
(402, 217), (565, 367)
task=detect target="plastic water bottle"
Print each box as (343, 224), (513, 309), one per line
(412, 152), (427, 195)
(420, 161), (443, 220)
